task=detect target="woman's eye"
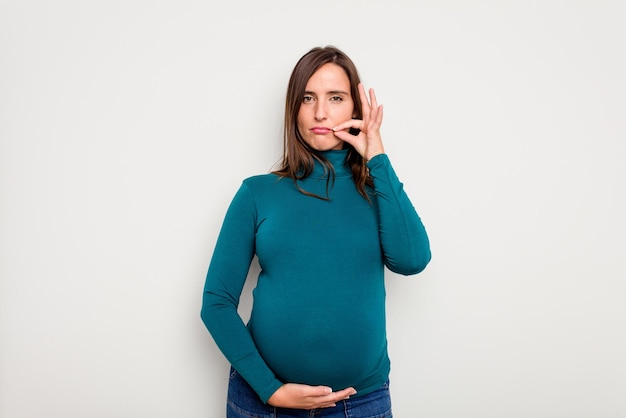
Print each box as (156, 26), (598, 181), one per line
(303, 95), (314, 103)
(330, 96), (343, 102)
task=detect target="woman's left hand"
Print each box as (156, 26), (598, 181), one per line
(332, 83), (385, 161)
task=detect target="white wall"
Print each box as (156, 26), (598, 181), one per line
(1, 1), (624, 417)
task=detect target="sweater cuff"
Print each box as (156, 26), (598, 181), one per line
(366, 153), (389, 170)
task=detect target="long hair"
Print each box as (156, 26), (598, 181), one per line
(273, 46), (373, 200)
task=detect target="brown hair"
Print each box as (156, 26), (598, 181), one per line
(273, 46), (373, 200)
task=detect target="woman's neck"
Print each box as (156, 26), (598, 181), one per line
(311, 149), (351, 179)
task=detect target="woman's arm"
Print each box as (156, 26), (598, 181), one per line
(333, 84), (431, 274)
(368, 154), (431, 274)
(201, 183), (283, 403)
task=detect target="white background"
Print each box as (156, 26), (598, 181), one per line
(1, 1), (625, 417)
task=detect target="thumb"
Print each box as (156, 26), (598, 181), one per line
(333, 129), (359, 147)
(309, 386), (333, 397)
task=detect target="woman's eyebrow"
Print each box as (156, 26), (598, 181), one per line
(328, 90), (349, 95)
(303, 90), (350, 96)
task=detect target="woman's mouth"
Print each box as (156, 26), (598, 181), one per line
(311, 127), (332, 135)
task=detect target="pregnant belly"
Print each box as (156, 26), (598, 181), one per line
(248, 297), (387, 390)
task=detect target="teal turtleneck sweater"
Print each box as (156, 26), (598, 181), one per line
(201, 150), (430, 403)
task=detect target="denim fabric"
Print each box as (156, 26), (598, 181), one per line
(226, 368), (392, 418)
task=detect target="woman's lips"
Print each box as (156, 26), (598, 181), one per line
(311, 127), (333, 134)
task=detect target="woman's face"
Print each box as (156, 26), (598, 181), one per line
(297, 63), (355, 151)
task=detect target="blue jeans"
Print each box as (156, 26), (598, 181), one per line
(226, 368), (393, 418)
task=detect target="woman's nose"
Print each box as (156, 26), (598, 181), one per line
(315, 102), (328, 121)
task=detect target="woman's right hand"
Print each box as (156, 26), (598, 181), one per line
(267, 383), (357, 409)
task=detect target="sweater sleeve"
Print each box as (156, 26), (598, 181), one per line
(367, 154), (431, 275)
(200, 182), (283, 403)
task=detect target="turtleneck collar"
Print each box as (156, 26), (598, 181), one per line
(311, 149), (351, 179)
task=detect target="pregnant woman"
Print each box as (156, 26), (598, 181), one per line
(201, 45), (431, 418)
